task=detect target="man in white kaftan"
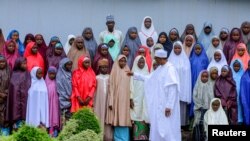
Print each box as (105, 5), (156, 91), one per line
(129, 49), (181, 141)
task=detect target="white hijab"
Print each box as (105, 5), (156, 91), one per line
(139, 16), (158, 46)
(206, 36), (223, 62)
(64, 34), (75, 55)
(168, 41), (192, 103)
(207, 49), (227, 75)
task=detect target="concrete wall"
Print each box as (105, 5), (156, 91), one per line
(0, 0), (249, 44)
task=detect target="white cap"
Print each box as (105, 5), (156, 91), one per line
(155, 49), (167, 58)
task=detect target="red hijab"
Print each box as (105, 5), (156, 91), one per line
(2, 39), (20, 70)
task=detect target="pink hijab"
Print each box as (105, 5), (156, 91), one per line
(2, 39), (20, 70)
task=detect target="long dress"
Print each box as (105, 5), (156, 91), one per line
(26, 67), (49, 127)
(82, 27), (98, 62)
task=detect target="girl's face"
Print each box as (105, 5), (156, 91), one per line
(201, 71), (209, 83)
(237, 47), (245, 57)
(26, 37), (33, 44)
(185, 36), (193, 47)
(220, 31), (228, 41)
(221, 68), (229, 77)
(169, 31), (178, 41)
(108, 40), (115, 48)
(146, 37), (154, 47)
(48, 72), (56, 80)
(204, 27), (212, 35)
(101, 48), (108, 56)
(233, 62), (241, 72)
(194, 45), (202, 55)
(84, 29), (93, 40)
(214, 52), (221, 62)
(69, 38), (75, 46)
(242, 24), (250, 35)
(35, 35), (43, 45)
(82, 60), (90, 69)
(212, 38), (220, 47)
(129, 31), (137, 40)
(137, 57), (145, 69)
(99, 65), (108, 74)
(144, 18), (152, 29)
(122, 46), (129, 57)
(11, 32), (19, 41)
(31, 44), (38, 54)
(186, 27), (194, 35)
(20, 60), (27, 71)
(64, 61), (73, 72)
(76, 40), (84, 49)
(210, 70), (218, 80)
(55, 48), (63, 55)
(174, 44), (182, 55)
(36, 68), (43, 79)
(119, 57), (127, 69)
(212, 100), (220, 112)
(50, 40), (58, 47)
(7, 41), (15, 53)
(159, 35), (167, 44)
(232, 30), (240, 41)
(0, 59), (6, 69)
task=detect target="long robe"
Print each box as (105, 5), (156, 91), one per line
(99, 28), (123, 48)
(46, 47), (66, 70)
(214, 66), (237, 124)
(134, 61), (181, 141)
(6, 57), (31, 124)
(56, 58), (72, 110)
(26, 67), (49, 127)
(104, 34), (120, 61)
(35, 34), (47, 63)
(71, 56), (96, 112)
(183, 35), (195, 57)
(106, 55), (132, 127)
(82, 27), (98, 62)
(240, 61), (250, 125)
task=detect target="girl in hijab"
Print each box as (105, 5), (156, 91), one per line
(138, 16), (158, 46)
(203, 98), (228, 140)
(240, 60), (250, 125)
(206, 36), (223, 62)
(23, 34), (35, 48)
(45, 66), (60, 137)
(183, 35), (195, 57)
(7, 30), (24, 56)
(180, 24), (198, 43)
(130, 56), (149, 140)
(0, 29), (5, 53)
(67, 36), (89, 71)
(223, 28), (244, 65)
(64, 35), (75, 55)
(198, 22), (215, 51)
(106, 55), (132, 141)
(46, 42), (66, 70)
(35, 34), (48, 62)
(214, 65), (237, 125)
(208, 67), (219, 86)
(46, 36), (61, 59)
(240, 21), (250, 45)
(82, 27), (98, 62)
(71, 56), (96, 112)
(26, 67), (49, 128)
(168, 41), (192, 130)
(122, 27), (142, 68)
(6, 57), (31, 131)
(230, 59), (244, 124)
(104, 34), (120, 61)
(169, 28), (180, 43)
(0, 55), (11, 135)
(157, 32), (173, 57)
(56, 58), (72, 122)
(189, 43), (209, 117)
(219, 27), (229, 47)
(231, 43), (250, 70)
(193, 70), (214, 127)
(136, 46), (152, 72)
(207, 49), (228, 75)
(93, 43), (113, 75)
(2, 39), (20, 70)
(24, 42), (45, 73)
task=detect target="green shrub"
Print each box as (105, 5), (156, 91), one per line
(0, 135), (15, 141)
(12, 125), (51, 141)
(72, 108), (101, 134)
(65, 129), (100, 141)
(57, 119), (78, 141)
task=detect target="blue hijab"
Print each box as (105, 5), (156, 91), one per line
(189, 42), (209, 117)
(198, 22), (215, 51)
(230, 59), (244, 123)
(240, 60), (250, 125)
(7, 29), (24, 56)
